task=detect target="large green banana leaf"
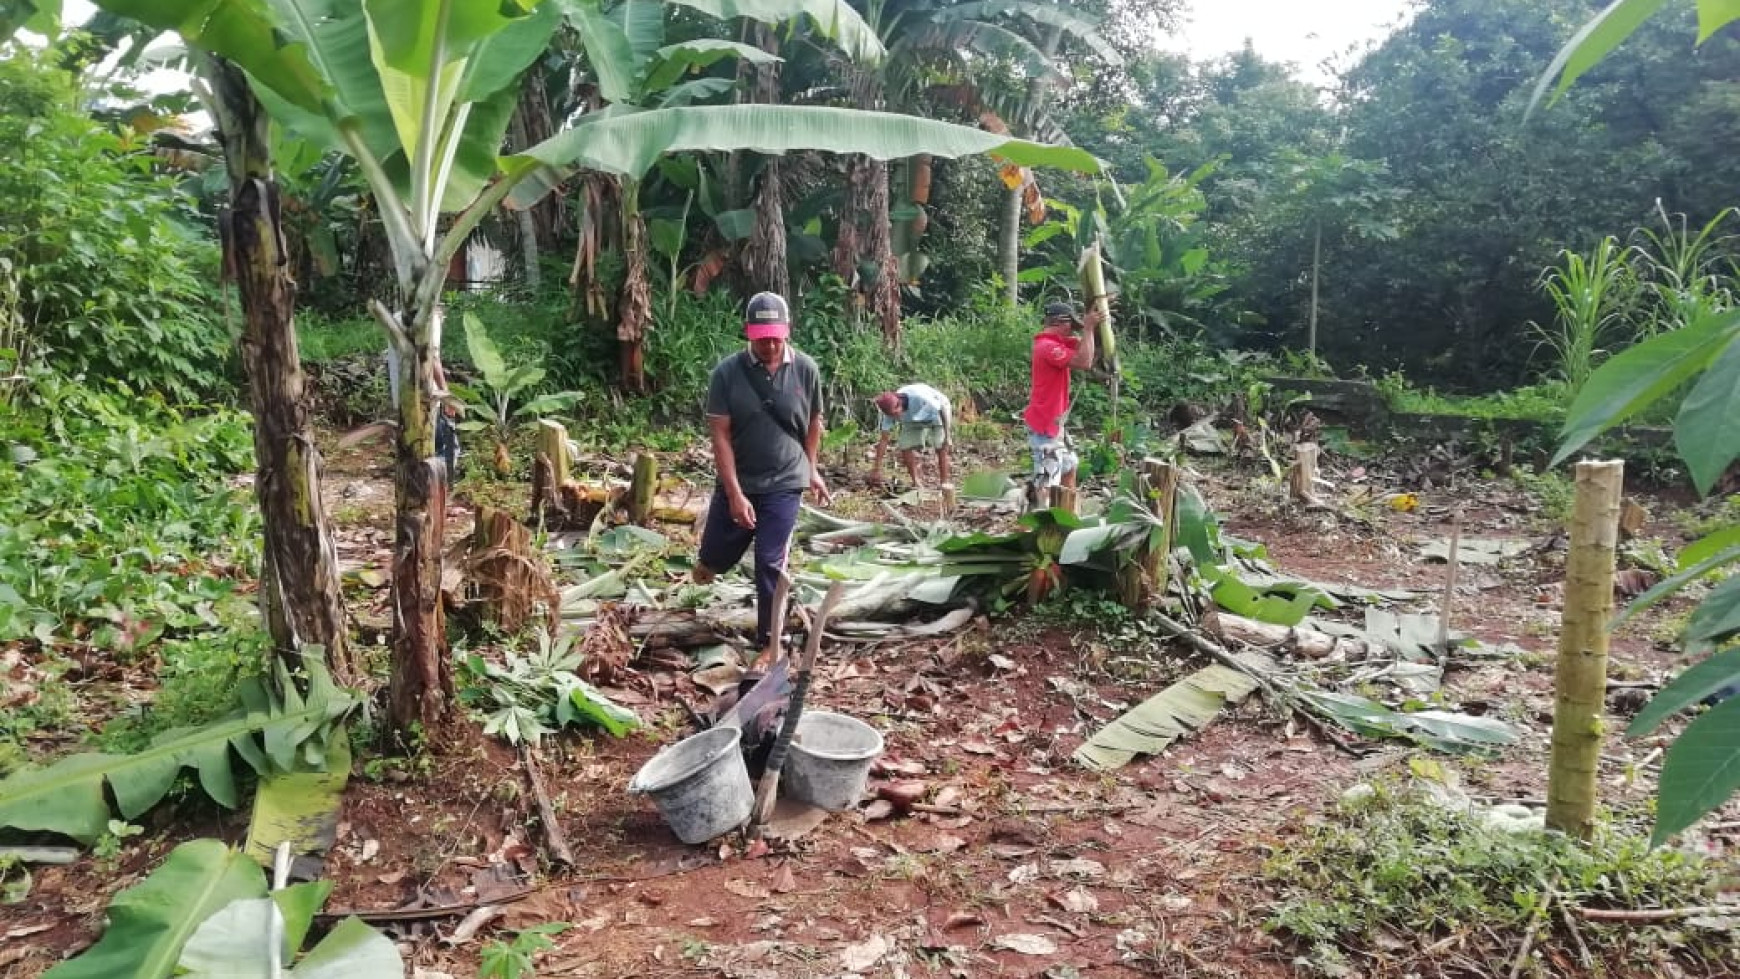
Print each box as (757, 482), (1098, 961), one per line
(180, 901), (402, 978)
(561, 0), (647, 103)
(669, 0), (882, 63)
(42, 841), (266, 979)
(946, 0), (1122, 65)
(0, 661), (357, 844)
(504, 103), (1102, 207)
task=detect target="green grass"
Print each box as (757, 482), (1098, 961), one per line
(1377, 374), (1572, 423)
(1265, 777), (1722, 974)
(295, 312), (383, 362)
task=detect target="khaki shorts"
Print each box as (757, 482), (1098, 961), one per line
(897, 418), (949, 451)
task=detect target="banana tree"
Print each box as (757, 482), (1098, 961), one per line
(97, 0), (1098, 740)
(559, 0), (848, 389)
(830, 0), (1120, 344)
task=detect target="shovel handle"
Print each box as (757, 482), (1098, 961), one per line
(747, 581), (845, 832)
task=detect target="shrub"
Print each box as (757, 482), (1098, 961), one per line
(0, 51), (229, 403)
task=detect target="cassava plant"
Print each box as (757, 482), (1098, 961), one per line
(95, 0), (1100, 742)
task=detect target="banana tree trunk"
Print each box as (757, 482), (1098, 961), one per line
(833, 153), (900, 348)
(619, 179), (652, 394)
(744, 159), (789, 297)
(741, 24), (788, 297)
(203, 56), (351, 681)
(999, 185), (1021, 304)
(1307, 221), (1321, 356)
(383, 300), (452, 741)
(509, 92), (546, 290)
(996, 25), (1064, 306)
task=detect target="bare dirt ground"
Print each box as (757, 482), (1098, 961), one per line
(5, 430), (1737, 979)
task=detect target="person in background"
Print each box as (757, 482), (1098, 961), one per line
(1022, 300), (1103, 496)
(692, 292), (831, 666)
(870, 383), (953, 490)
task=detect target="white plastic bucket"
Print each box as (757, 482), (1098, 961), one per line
(784, 712), (884, 811)
(628, 726), (753, 843)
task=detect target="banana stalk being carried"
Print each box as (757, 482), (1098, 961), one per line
(1077, 242), (1120, 422)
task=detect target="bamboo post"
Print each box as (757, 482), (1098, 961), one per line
(627, 451), (658, 525)
(1117, 457), (1178, 610)
(536, 420), (569, 488)
(1545, 459), (1625, 841)
(940, 482), (957, 514)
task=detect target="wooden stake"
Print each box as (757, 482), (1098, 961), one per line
(1438, 510), (1462, 662)
(627, 451), (658, 525)
(1545, 459), (1624, 841)
(518, 743), (574, 867)
(940, 482), (957, 514)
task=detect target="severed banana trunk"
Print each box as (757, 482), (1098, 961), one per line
(1077, 243), (1116, 369)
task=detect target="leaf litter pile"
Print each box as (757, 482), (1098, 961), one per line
(5, 443), (1738, 978)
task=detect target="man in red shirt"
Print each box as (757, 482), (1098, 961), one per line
(1022, 301), (1102, 494)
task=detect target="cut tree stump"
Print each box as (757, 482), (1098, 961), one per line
(537, 419), (570, 489)
(1117, 457), (1178, 610)
(1288, 442), (1323, 506)
(470, 505), (554, 636)
(1049, 485), (1078, 514)
(627, 452), (658, 525)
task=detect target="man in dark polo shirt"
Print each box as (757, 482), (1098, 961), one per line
(693, 292), (831, 665)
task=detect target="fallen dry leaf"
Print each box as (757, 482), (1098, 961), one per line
(959, 740), (997, 755)
(993, 933), (1057, 955)
(873, 757), (928, 777)
(771, 862), (798, 894)
(862, 799), (897, 821)
(840, 934), (891, 972)
(1049, 887), (1099, 914)
(1051, 858), (1107, 880)
(724, 879), (772, 900)
(932, 785), (960, 809)
(878, 779), (929, 810)
(941, 911), (984, 930)
(987, 653), (1018, 672)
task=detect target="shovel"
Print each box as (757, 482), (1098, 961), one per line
(746, 580), (845, 838)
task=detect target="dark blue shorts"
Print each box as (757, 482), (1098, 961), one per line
(697, 487), (803, 647)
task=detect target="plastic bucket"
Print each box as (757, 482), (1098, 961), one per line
(628, 726), (753, 844)
(784, 712), (884, 811)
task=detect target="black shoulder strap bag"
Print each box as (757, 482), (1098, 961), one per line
(737, 351), (808, 445)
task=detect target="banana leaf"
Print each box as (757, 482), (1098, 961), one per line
(244, 734), (352, 867)
(180, 907), (402, 979)
(1073, 661), (1263, 771)
(0, 660), (358, 844)
(1297, 690), (1518, 755)
(42, 841), (266, 979)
